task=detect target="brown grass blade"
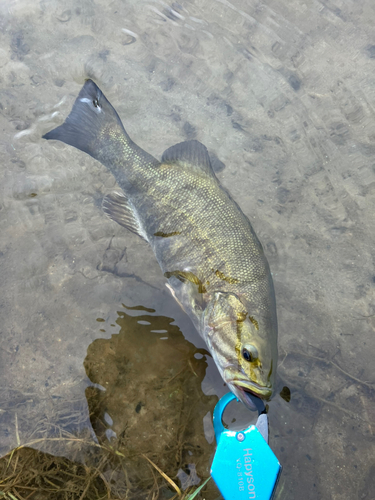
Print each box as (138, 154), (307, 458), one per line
(142, 454), (181, 496)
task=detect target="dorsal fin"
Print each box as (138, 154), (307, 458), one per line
(161, 140), (216, 177)
(102, 191), (148, 241)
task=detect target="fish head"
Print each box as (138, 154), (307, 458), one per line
(202, 291), (277, 411)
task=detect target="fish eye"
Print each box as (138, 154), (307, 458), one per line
(93, 98), (99, 108)
(241, 344), (258, 363)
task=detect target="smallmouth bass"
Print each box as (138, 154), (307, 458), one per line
(43, 80), (278, 410)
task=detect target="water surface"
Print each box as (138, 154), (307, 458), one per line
(0, 0), (374, 498)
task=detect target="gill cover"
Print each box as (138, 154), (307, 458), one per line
(202, 291), (274, 404)
(204, 292), (247, 333)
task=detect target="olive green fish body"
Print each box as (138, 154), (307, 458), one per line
(44, 80), (278, 409)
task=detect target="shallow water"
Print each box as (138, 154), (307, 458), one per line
(1, 0), (375, 498)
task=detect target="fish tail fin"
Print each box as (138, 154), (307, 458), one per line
(43, 79), (129, 163)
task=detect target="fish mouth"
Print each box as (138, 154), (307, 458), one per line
(231, 381), (272, 412)
(232, 380), (272, 401)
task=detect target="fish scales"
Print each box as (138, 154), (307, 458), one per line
(43, 80), (278, 410)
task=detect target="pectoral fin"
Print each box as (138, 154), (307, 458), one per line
(165, 272), (205, 330)
(164, 270), (207, 293)
(102, 192), (148, 241)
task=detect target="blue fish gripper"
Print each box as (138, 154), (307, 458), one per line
(210, 392), (282, 500)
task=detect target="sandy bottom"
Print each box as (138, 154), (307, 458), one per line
(0, 0), (374, 498)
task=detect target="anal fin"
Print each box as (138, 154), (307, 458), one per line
(102, 192), (148, 241)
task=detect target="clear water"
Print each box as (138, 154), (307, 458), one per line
(0, 0), (375, 498)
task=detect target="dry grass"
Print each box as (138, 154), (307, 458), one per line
(0, 435), (212, 500)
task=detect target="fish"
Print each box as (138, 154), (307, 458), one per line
(43, 79), (278, 411)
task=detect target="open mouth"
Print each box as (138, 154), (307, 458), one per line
(235, 380), (272, 399)
(224, 369), (273, 410)
(227, 384), (268, 413)
(238, 386), (267, 412)
(228, 380), (272, 411)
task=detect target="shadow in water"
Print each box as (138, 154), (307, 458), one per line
(0, 305), (222, 499)
(84, 304), (220, 498)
